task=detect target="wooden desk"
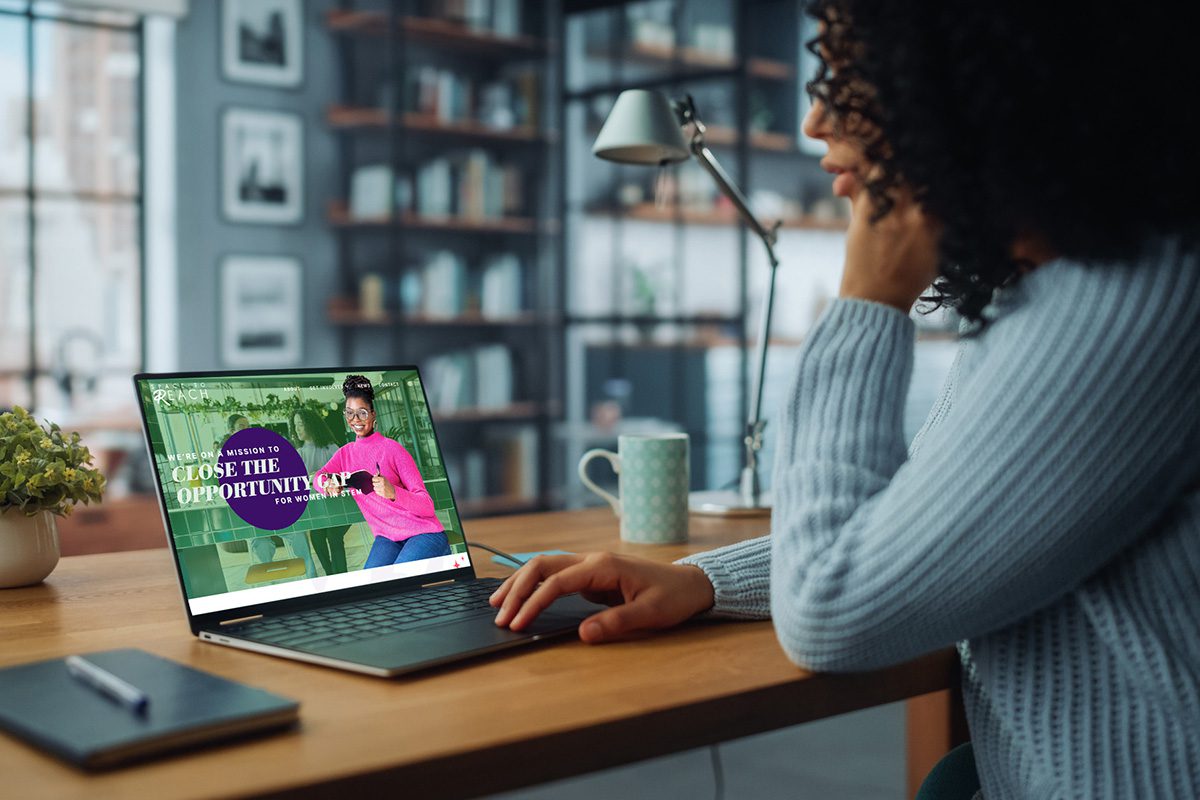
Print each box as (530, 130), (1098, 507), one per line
(0, 508), (960, 799)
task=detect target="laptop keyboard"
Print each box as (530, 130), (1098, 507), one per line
(221, 579), (503, 652)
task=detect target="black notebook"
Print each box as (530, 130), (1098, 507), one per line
(343, 469), (376, 495)
(0, 648), (299, 769)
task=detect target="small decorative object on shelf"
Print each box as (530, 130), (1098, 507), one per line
(0, 407), (105, 588)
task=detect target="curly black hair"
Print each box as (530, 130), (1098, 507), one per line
(342, 375), (374, 410)
(805, 0), (1200, 323)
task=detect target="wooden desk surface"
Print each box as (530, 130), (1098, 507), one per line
(0, 508), (958, 800)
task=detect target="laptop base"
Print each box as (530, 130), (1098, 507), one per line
(201, 591), (600, 677)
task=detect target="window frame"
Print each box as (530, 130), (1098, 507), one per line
(0, 1), (146, 409)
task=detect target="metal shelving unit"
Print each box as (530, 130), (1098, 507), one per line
(557, 0), (842, 497)
(326, 1), (562, 516)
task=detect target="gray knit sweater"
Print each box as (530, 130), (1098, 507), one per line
(678, 250), (1200, 798)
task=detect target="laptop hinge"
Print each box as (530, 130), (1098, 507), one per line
(421, 579), (456, 589)
(219, 614), (264, 626)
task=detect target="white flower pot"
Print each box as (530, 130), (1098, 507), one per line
(0, 510), (60, 588)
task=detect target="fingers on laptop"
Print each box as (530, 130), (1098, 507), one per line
(491, 553), (665, 642)
(489, 553), (587, 628)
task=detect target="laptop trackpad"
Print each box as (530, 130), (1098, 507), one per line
(324, 613), (582, 673)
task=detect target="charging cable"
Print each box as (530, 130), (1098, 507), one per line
(468, 541), (527, 568)
(710, 744), (725, 800)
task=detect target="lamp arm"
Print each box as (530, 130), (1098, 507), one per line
(687, 133), (782, 506)
(689, 141), (781, 268)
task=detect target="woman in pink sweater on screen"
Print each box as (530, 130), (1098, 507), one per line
(315, 375), (448, 569)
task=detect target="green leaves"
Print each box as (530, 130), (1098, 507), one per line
(0, 407), (105, 518)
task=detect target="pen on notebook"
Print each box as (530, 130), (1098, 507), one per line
(65, 655), (150, 715)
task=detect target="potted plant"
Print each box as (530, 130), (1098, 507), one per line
(0, 407), (105, 587)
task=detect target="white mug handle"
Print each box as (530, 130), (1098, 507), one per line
(578, 448), (622, 516)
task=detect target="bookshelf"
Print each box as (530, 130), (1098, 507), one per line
(326, 9), (547, 55)
(326, 107), (551, 143)
(327, 1), (561, 517)
(589, 41), (794, 82)
(559, 0), (848, 496)
(326, 202), (542, 234)
(586, 202), (847, 231)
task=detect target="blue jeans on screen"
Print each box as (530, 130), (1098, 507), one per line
(363, 532), (451, 569)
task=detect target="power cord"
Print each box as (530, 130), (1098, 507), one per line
(467, 541), (527, 568)
(710, 744), (725, 800)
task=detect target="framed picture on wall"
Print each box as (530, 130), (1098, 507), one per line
(220, 255), (303, 367)
(222, 107), (304, 225)
(222, 0), (304, 88)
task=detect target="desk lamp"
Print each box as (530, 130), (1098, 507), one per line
(593, 89), (779, 516)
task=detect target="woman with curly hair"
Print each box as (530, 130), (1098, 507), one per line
(490, 1), (1200, 797)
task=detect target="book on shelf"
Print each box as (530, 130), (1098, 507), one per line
(463, 0), (490, 31)
(439, 70), (472, 122)
(477, 80), (518, 130)
(348, 161), (417, 220)
(692, 23), (734, 59)
(460, 149), (522, 219)
(420, 250), (469, 317)
(474, 344), (514, 409)
(480, 253), (523, 316)
(444, 448), (489, 503)
(425, 350), (476, 412)
(422, 0), (522, 37)
(485, 424), (538, 498)
(416, 151), (523, 219)
(409, 65), (472, 123)
(444, 427), (536, 508)
(502, 164), (523, 214)
(405, 65), (535, 131)
(359, 273), (386, 320)
(511, 67), (539, 129)
(491, 0), (520, 37)
(416, 157), (454, 216)
(349, 164), (395, 219)
(423, 344), (515, 413)
(403, 63), (537, 132)
(626, 4), (674, 49)
(460, 150), (488, 219)
(465, 449), (488, 498)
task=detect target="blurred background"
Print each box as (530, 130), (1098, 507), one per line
(0, 2), (959, 795)
(0, 0), (958, 546)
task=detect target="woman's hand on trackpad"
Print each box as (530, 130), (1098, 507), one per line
(489, 552), (715, 644)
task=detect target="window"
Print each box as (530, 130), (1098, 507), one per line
(0, 1), (142, 414)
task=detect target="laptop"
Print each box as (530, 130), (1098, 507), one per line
(134, 366), (601, 677)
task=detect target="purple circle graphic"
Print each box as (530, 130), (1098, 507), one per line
(218, 428), (310, 531)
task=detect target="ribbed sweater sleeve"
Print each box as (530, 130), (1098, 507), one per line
(676, 535), (772, 619)
(383, 438), (438, 517)
(767, 257), (1200, 672)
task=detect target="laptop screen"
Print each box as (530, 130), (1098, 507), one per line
(135, 368), (471, 616)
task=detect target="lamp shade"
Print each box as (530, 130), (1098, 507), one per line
(592, 89), (690, 165)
